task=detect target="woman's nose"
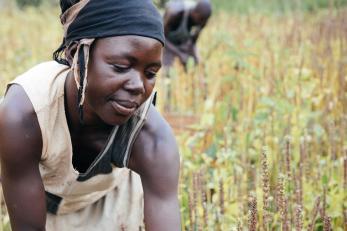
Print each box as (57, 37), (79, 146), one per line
(123, 71), (145, 95)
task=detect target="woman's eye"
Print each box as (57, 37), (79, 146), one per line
(145, 71), (157, 79)
(112, 64), (129, 73)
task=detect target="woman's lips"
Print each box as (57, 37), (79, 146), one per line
(110, 100), (137, 116)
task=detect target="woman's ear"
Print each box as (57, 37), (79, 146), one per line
(65, 42), (78, 66)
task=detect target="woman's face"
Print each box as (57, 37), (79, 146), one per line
(84, 35), (162, 126)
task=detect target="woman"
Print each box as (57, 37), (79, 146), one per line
(0, 0), (181, 230)
(163, 0), (212, 70)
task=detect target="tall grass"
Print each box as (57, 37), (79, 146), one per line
(211, 0), (347, 13)
(1, 4), (347, 231)
(158, 7), (347, 230)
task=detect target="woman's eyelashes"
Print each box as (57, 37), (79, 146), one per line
(112, 64), (130, 73)
(145, 70), (157, 79)
(111, 63), (158, 79)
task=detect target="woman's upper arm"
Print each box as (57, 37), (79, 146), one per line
(163, 6), (181, 35)
(130, 106), (181, 230)
(163, 9), (175, 35)
(0, 84), (46, 231)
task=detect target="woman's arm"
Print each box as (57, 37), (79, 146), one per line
(129, 105), (181, 231)
(0, 84), (46, 231)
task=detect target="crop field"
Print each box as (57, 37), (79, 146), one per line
(0, 2), (347, 231)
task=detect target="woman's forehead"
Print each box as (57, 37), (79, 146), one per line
(94, 36), (163, 62)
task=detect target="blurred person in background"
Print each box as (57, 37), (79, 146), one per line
(163, 0), (212, 71)
(0, 0), (181, 230)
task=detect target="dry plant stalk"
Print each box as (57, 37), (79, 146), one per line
(199, 169), (208, 228)
(247, 163), (257, 195)
(323, 215), (332, 231)
(284, 137), (294, 229)
(328, 121), (337, 160)
(308, 196), (321, 231)
(219, 178), (225, 216)
(248, 194), (257, 231)
(294, 170), (303, 231)
(277, 175), (289, 231)
(193, 173), (199, 230)
(188, 190), (194, 231)
(285, 136), (292, 181)
(237, 219), (243, 231)
(282, 195), (290, 231)
(196, 171), (203, 231)
(298, 139), (305, 205)
(0, 185), (2, 229)
(276, 175), (284, 212)
(304, 138), (312, 182)
(343, 207), (347, 230)
(294, 204), (303, 231)
(261, 146), (271, 230)
(320, 187), (327, 221)
(294, 170), (300, 206)
(344, 154), (347, 189)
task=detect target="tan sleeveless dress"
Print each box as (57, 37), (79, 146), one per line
(9, 61), (152, 230)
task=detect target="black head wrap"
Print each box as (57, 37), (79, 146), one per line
(54, 0), (165, 65)
(66, 0), (165, 46)
(53, 0), (164, 123)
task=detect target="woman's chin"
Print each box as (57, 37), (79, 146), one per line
(103, 114), (132, 126)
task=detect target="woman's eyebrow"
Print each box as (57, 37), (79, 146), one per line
(107, 53), (162, 67)
(148, 61), (162, 68)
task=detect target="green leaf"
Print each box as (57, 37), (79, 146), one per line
(321, 174), (328, 186)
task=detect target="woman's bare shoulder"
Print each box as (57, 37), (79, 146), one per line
(0, 84), (42, 163)
(128, 105), (179, 175)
